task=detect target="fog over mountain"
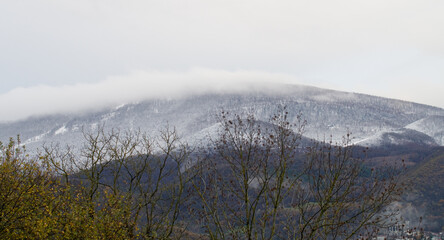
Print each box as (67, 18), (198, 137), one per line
(1, 82), (443, 154)
(0, 69), (298, 123)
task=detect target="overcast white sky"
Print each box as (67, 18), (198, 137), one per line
(1, 0), (444, 122)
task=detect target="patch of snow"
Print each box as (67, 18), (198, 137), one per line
(354, 128), (437, 147)
(55, 125), (68, 135)
(101, 112), (116, 122)
(353, 131), (386, 147)
(405, 116), (444, 145)
(310, 92), (357, 102)
(115, 104), (126, 110)
(23, 131), (51, 145)
(72, 124), (80, 132)
(249, 177), (261, 189)
(184, 123), (222, 146)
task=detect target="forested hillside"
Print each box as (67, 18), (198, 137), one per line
(404, 148), (444, 231)
(0, 109), (406, 239)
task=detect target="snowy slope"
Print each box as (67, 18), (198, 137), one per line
(405, 116), (444, 145)
(353, 128), (438, 147)
(1, 83), (444, 153)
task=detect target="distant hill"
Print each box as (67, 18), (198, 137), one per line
(406, 115), (444, 145)
(354, 128), (438, 147)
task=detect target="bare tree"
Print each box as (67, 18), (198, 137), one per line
(191, 108), (306, 240)
(285, 136), (405, 239)
(43, 125), (192, 239)
(191, 108), (404, 240)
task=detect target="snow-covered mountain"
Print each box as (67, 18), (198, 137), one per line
(354, 128), (438, 147)
(405, 116), (444, 145)
(1, 83), (444, 153)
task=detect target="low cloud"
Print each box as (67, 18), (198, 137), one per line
(2, 67), (444, 123)
(0, 68), (298, 123)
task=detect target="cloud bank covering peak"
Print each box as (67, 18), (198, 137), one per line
(0, 69), (299, 122)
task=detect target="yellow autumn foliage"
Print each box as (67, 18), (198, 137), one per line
(0, 137), (137, 240)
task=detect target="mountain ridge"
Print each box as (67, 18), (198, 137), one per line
(1, 83), (444, 153)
